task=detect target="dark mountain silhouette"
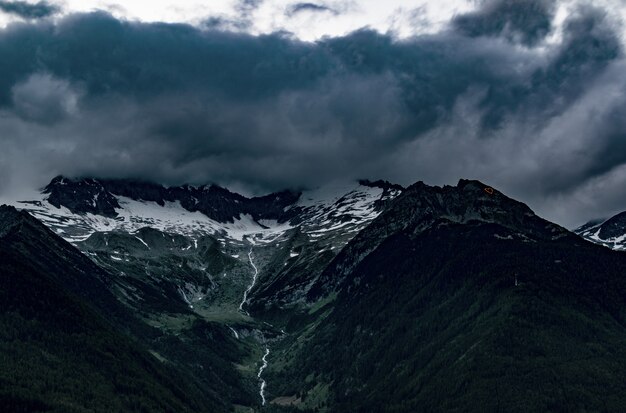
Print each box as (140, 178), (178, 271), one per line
(265, 180), (626, 412)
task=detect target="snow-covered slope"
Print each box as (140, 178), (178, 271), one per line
(6, 178), (401, 247)
(575, 212), (626, 251)
(288, 180), (401, 248)
(1, 177), (402, 317)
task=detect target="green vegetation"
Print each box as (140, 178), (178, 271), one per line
(0, 228), (223, 411)
(272, 221), (626, 412)
(0, 206), (255, 412)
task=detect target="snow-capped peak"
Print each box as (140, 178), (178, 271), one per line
(3, 177), (403, 246)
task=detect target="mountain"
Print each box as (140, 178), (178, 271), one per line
(4, 176), (404, 411)
(261, 180), (626, 412)
(575, 212), (626, 250)
(0, 205), (240, 412)
(10, 177), (402, 317)
(6, 176), (626, 412)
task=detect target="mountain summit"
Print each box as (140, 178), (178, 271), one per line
(307, 178), (572, 300)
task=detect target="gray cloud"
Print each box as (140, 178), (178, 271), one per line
(453, 0), (555, 46)
(11, 73), (80, 124)
(0, 0), (60, 19)
(286, 3), (338, 17)
(0, 2), (625, 228)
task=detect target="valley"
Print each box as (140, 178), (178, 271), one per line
(1, 176), (401, 412)
(4, 176), (626, 412)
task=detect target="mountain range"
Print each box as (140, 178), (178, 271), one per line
(3, 176), (626, 412)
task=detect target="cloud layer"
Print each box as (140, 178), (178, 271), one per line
(0, 1), (59, 19)
(0, 0), (625, 227)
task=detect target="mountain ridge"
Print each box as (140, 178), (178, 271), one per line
(307, 178), (572, 301)
(263, 179), (626, 412)
(44, 175), (302, 223)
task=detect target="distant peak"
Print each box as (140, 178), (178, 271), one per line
(48, 175), (65, 184)
(43, 176), (120, 217)
(45, 175), (82, 189)
(358, 179), (404, 191)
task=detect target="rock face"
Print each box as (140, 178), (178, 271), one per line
(44, 176), (121, 217)
(308, 179), (571, 300)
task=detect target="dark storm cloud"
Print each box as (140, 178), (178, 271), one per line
(286, 3), (338, 17)
(0, 0), (60, 19)
(0, 12), (334, 106)
(1, 1), (626, 227)
(477, 5), (620, 130)
(453, 0), (555, 46)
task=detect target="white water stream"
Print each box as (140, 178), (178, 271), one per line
(238, 249), (258, 314)
(237, 248), (271, 406)
(258, 347), (270, 405)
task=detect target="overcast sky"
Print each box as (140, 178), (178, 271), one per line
(1, 0), (626, 228)
(0, 0), (478, 40)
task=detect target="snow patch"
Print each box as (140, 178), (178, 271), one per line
(134, 236), (150, 249)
